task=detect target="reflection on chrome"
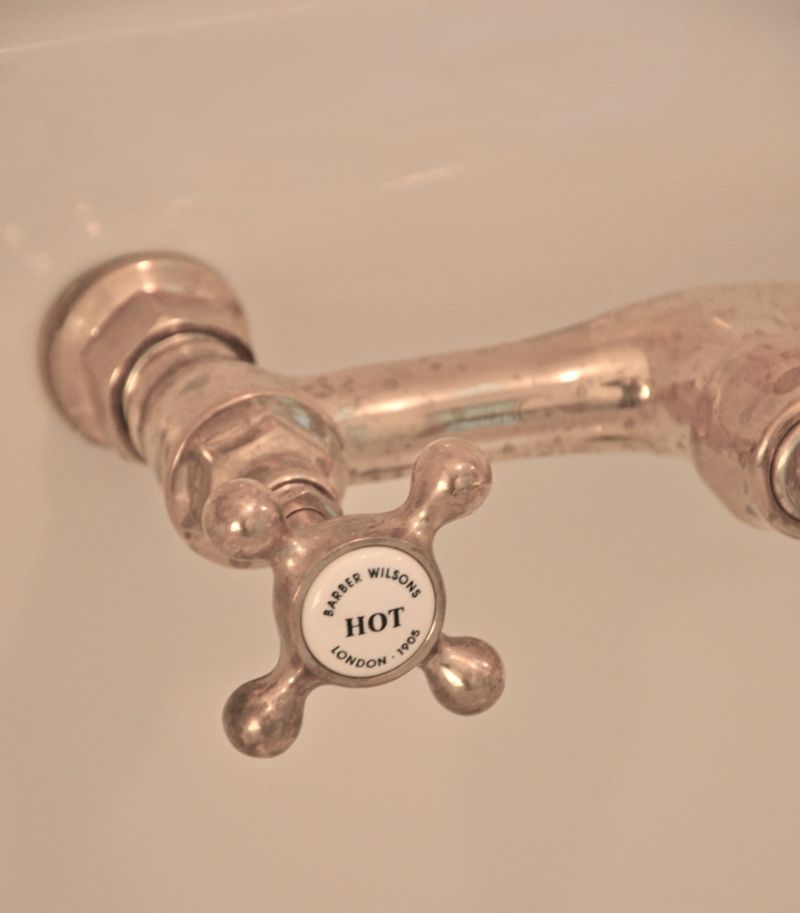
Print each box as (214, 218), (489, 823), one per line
(40, 253), (800, 755)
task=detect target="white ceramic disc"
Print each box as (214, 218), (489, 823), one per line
(301, 546), (436, 678)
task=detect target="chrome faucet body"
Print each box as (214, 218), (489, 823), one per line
(40, 253), (800, 755)
(294, 281), (800, 536)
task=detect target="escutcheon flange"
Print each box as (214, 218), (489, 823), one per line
(40, 252), (253, 454)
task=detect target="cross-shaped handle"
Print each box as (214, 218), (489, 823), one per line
(201, 438), (505, 757)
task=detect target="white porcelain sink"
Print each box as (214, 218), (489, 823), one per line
(2, 3), (800, 911)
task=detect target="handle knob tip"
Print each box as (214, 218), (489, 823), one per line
(202, 478), (283, 563)
(223, 663), (313, 758)
(405, 438), (492, 534)
(422, 633), (505, 715)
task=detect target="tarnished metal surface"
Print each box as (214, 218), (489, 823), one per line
(213, 439), (502, 757)
(40, 252), (253, 458)
(44, 254), (800, 541)
(39, 254), (800, 755)
(41, 254), (506, 757)
(292, 283), (800, 537)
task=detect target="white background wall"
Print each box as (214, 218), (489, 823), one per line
(2, 2), (800, 910)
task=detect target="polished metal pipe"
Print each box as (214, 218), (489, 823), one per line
(297, 316), (659, 480)
(40, 254), (800, 541)
(292, 282), (800, 536)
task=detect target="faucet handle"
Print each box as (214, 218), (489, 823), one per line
(202, 477), (286, 562)
(206, 438), (505, 758)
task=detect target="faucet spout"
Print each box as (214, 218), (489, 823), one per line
(293, 283), (800, 536)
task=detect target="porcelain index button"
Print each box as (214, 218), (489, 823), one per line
(301, 546), (436, 678)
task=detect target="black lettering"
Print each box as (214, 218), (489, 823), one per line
(332, 648), (385, 669)
(353, 573), (361, 583)
(388, 607), (404, 628)
(392, 569), (399, 580)
(346, 616), (366, 637)
(399, 573), (408, 585)
(368, 568), (379, 578)
(324, 609), (334, 617)
(368, 612), (388, 633)
(411, 588), (420, 598)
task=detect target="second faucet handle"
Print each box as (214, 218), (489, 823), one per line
(202, 438), (505, 757)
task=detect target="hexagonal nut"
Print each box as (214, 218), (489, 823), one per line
(162, 390), (347, 566)
(42, 253), (252, 455)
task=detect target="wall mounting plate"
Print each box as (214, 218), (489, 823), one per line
(40, 252), (253, 451)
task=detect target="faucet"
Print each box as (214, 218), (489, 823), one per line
(40, 253), (800, 757)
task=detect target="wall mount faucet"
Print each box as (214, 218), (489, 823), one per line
(41, 253), (800, 756)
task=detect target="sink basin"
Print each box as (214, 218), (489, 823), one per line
(2, 2), (799, 911)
